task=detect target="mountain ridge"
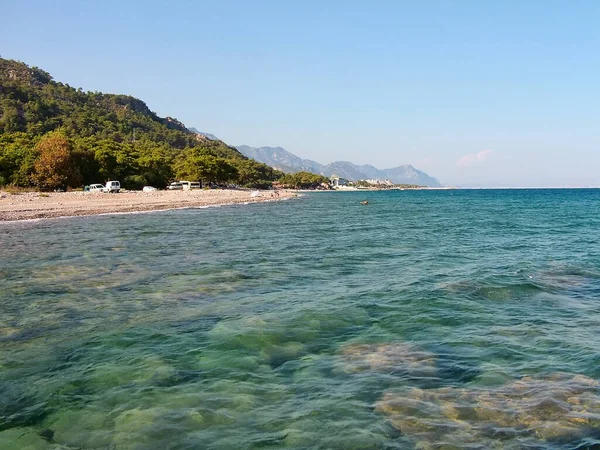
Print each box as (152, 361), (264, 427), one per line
(235, 145), (441, 186)
(188, 128), (219, 141)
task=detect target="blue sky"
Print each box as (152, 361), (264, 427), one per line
(3, 0), (599, 186)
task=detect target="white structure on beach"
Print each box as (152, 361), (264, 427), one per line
(330, 177), (350, 188)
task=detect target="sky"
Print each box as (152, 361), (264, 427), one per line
(3, 0), (600, 186)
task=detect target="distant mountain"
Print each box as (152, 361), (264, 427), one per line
(235, 145), (325, 175)
(188, 127), (219, 140)
(379, 165), (440, 187)
(236, 145), (441, 187)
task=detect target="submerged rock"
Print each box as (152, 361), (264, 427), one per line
(376, 373), (600, 447)
(0, 327), (20, 340)
(262, 342), (306, 368)
(112, 407), (165, 449)
(0, 427), (50, 450)
(0, 385), (48, 431)
(45, 408), (112, 448)
(339, 342), (437, 377)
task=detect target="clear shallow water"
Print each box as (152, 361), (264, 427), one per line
(1, 189), (600, 449)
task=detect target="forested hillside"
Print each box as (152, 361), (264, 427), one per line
(0, 58), (281, 189)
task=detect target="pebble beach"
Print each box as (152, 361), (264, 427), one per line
(0, 189), (295, 221)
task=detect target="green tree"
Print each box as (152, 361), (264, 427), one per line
(278, 171), (329, 189)
(175, 153), (238, 185)
(135, 142), (174, 187)
(0, 103), (24, 132)
(0, 132), (36, 186)
(90, 140), (139, 182)
(232, 159), (281, 188)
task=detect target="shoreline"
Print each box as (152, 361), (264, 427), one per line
(300, 186), (600, 192)
(0, 189), (297, 222)
(299, 187), (457, 192)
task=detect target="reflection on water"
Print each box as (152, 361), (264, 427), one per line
(1, 189), (600, 449)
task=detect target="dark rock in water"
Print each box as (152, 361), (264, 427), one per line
(573, 443), (600, 450)
(0, 326), (52, 343)
(54, 379), (95, 407)
(431, 345), (482, 384)
(436, 359), (481, 384)
(39, 428), (54, 441)
(152, 369), (201, 387)
(171, 315), (222, 334)
(264, 342), (306, 369)
(0, 385), (48, 431)
(572, 431), (600, 449)
(274, 359), (304, 376)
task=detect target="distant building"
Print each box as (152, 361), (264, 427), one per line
(330, 177), (349, 188)
(365, 179), (393, 186)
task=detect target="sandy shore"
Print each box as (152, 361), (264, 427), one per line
(0, 189), (296, 222)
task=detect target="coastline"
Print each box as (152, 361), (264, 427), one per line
(0, 189), (297, 222)
(298, 186), (458, 192)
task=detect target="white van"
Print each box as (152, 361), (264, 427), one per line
(103, 181), (121, 193)
(180, 181), (201, 190)
(167, 182), (183, 190)
(89, 184), (104, 193)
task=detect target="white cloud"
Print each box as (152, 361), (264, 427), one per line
(456, 149), (494, 168)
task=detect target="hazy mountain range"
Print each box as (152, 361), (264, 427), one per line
(188, 128), (219, 141)
(235, 145), (441, 187)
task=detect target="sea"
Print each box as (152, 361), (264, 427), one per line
(1, 189), (600, 449)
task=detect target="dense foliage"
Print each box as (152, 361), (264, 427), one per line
(0, 58), (282, 189)
(277, 171), (330, 189)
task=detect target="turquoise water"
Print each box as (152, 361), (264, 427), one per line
(1, 189), (600, 449)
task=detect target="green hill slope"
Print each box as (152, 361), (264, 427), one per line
(0, 58), (280, 189)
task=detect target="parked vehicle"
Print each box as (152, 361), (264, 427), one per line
(103, 181), (121, 193)
(89, 184), (105, 193)
(167, 182), (183, 190)
(179, 181), (201, 190)
(142, 186), (157, 192)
